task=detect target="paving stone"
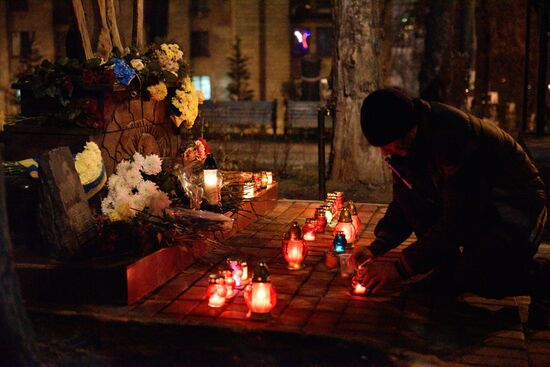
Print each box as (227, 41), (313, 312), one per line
(130, 300), (170, 317)
(177, 286), (208, 301)
(162, 299), (201, 316)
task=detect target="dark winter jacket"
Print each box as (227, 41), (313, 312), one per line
(368, 99), (547, 277)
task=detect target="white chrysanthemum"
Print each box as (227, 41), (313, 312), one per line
(130, 193), (147, 213)
(110, 191), (135, 221)
(122, 167), (143, 188)
(137, 180), (158, 197)
(132, 152), (145, 170)
(142, 154), (162, 175)
(116, 160), (132, 175)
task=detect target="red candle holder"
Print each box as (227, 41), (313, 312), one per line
(221, 266), (236, 298)
(351, 273), (368, 296)
(244, 262), (277, 320)
(282, 221), (308, 269)
(334, 207), (356, 245)
(335, 191), (345, 211)
(325, 250), (339, 270)
(227, 258), (244, 288)
(207, 274), (227, 308)
(315, 208), (327, 233)
(302, 218), (317, 241)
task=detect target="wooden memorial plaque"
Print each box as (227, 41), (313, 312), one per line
(38, 147), (96, 258)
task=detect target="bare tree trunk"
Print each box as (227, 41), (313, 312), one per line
(330, 0), (390, 188)
(418, 0), (456, 101)
(0, 150), (40, 366)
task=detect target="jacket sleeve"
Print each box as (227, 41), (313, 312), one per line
(369, 200), (413, 257)
(399, 116), (487, 277)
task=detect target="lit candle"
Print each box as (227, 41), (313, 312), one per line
(324, 205), (334, 224)
(243, 181), (255, 198)
(353, 283), (367, 295)
(302, 218), (317, 241)
(266, 171), (273, 185)
(207, 274), (227, 308)
(241, 260), (248, 281)
(203, 153), (220, 205)
(221, 266), (236, 298)
(315, 208), (327, 233)
(282, 221), (307, 269)
(333, 207), (356, 245)
(260, 171), (268, 189)
(244, 262), (277, 320)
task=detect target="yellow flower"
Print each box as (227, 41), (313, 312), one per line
(170, 77), (199, 128)
(147, 82), (168, 101)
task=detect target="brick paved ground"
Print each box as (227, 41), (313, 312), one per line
(29, 200), (550, 366)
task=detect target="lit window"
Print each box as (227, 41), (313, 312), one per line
(292, 28), (311, 55)
(192, 76), (211, 100)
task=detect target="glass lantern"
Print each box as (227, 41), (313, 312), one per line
(347, 200), (362, 237)
(260, 171), (268, 189)
(266, 171), (273, 185)
(221, 265), (236, 299)
(302, 218), (317, 241)
(323, 204), (334, 224)
(351, 272), (368, 295)
(203, 153), (221, 205)
(282, 221), (308, 269)
(243, 181), (255, 199)
(335, 191), (345, 211)
(333, 231), (347, 254)
(244, 262), (277, 320)
(227, 258), (244, 288)
(333, 207), (357, 244)
(207, 274), (227, 308)
(315, 208), (327, 233)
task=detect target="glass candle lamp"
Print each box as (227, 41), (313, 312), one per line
(266, 171), (273, 185)
(302, 218), (317, 241)
(227, 258), (244, 288)
(282, 221), (308, 269)
(333, 231), (347, 254)
(351, 273), (368, 295)
(335, 191), (345, 211)
(241, 260), (249, 282)
(207, 274), (227, 308)
(260, 171), (268, 189)
(315, 208), (327, 233)
(347, 200), (362, 236)
(221, 265), (236, 298)
(244, 262), (277, 320)
(323, 205), (334, 224)
(253, 173), (262, 191)
(243, 181), (255, 199)
(333, 207), (357, 244)
(203, 153), (221, 205)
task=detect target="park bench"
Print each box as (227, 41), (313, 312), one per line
(284, 100), (333, 135)
(199, 100), (277, 135)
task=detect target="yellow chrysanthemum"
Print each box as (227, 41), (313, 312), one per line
(170, 77), (199, 129)
(147, 82), (168, 101)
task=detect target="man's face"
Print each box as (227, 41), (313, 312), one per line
(379, 127), (417, 157)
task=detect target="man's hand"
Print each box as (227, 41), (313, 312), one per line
(351, 246), (374, 270)
(357, 260), (402, 294)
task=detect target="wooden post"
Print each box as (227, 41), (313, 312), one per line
(133, 0), (144, 50)
(38, 147), (96, 258)
(71, 0), (94, 60)
(107, 0), (124, 53)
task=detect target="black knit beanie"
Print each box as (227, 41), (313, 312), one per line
(360, 88), (417, 147)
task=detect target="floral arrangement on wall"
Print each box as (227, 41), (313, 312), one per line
(15, 43), (203, 130)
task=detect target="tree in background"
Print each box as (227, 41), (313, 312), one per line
(226, 37), (254, 101)
(330, 0), (391, 192)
